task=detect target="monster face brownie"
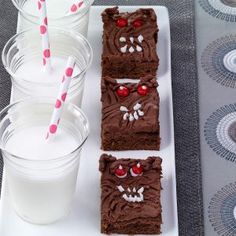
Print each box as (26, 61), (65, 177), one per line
(101, 7), (159, 78)
(99, 154), (162, 235)
(101, 75), (160, 150)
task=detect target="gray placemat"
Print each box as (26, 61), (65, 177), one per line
(0, 1), (203, 235)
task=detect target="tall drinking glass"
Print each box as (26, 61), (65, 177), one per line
(2, 28), (93, 107)
(12, 0), (94, 37)
(0, 98), (89, 224)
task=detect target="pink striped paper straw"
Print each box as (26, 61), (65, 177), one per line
(46, 56), (76, 140)
(38, 0), (51, 71)
(70, 1), (84, 13)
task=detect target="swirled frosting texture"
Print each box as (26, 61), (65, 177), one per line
(101, 75), (159, 132)
(101, 7), (159, 78)
(101, 75), (160, 150)
(99, 154), (162, 234)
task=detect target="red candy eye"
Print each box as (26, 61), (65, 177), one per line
(116, 18), (128, 27)
(116, 86), (130, 97)
(133, 19), (142, 28)
(115, 165), (127, 178)
(137, 85), (149, 96)
(130, 163), (143, 177)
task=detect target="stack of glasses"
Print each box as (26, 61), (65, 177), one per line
(0, 0), (94, 224)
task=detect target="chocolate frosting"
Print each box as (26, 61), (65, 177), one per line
(99, 154), (162, 231)
(101, 75), (159, 133)
(102, 7), (158, 62)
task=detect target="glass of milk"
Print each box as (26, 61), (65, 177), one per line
(12, 0), (94, 37)
(2, 27), (93, 107)
(0, 97), (89, 224)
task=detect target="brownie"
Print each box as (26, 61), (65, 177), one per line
(99, 154), (163, 235)
(101, 7), (159, 78)
(101, 75), (160, 150)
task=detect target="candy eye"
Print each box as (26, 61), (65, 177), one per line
(137, 85), (149, 96)
(130, 163), (143, 177)
(133, 19), (143, 28)
(116, 86), (130, 97)
(115, 165), (128, 178)
(116, 18), (128, 27)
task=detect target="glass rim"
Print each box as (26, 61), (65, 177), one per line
(11, 0), (94, 21)
(1, 27), (93, 87)
(0, 97), (90, 162)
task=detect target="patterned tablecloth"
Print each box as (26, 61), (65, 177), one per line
(196, 0), (236, 235)
(3, 0), (236, 235)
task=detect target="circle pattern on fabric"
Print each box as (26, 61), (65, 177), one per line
(208, 182), (236, 235)
(216, 112), (236, 154)
(223, 50), (236, 73)
(204, 103), (236, 162)
(228, 121), (236, 142)
(221, 0), (236, 7)
(199, 0), (236, 22)
(201, 35), (236, 88)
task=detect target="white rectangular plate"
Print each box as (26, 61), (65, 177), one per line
(0, 5), (178, 236)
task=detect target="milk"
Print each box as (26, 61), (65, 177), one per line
(17, 0), (91, 36)
(5, 126), (79, 159)
(4, 125), (81, 224)
(12, 57), (83, 107)
(23, 0), (86, 18)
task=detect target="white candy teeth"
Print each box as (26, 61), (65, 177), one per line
(120, 45), (128, 53)
(129, 46), (135, 53)
(117, 185), (144, 202)
(136, 45), (142, 52)
(120, 103), (144, 121)
(140, 194), (144, 201)
(117, 185), (125, 192)
(133, 103), (142, 111)
(138, 187), (144, 194)
(123, 113), (129, 120)
(120, 106), (128, 112)
(123, 194), (129, 202)
(129, 113), (134, 121)
(134, 111), (139, 120)
(132, 196), (137, 202)
(119, 37), (126, 42)
(138, 35), (144, 43)
(120, 35), (144, 53)
(136, 195), (142, 202)
(138, 110), (144, 116)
